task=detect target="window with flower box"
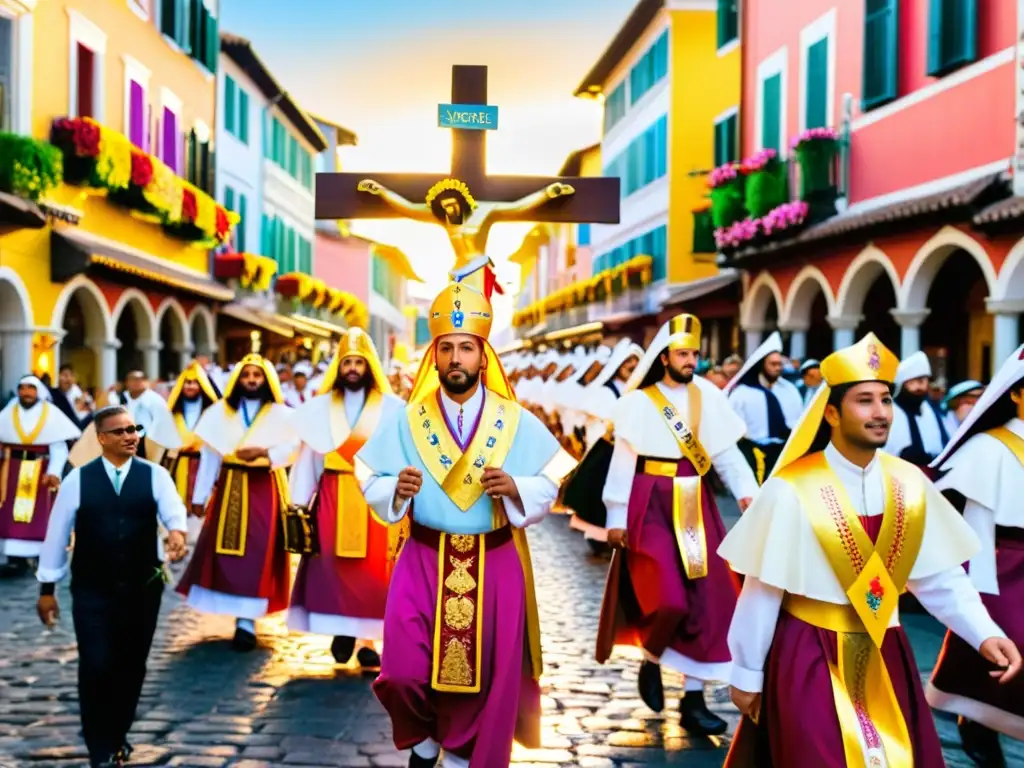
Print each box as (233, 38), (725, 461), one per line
(713, 109), (738, 167)
(761, 74), (781, 152)
(68, 10), (107, 123)
(862, 0), (899, 110)
(927, 0), (977, 77)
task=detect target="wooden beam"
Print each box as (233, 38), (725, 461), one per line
(450, 65), (488, 190)
(315, 172), (621, 222)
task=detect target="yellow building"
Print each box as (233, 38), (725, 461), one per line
(0, 0), (234, 396)
(573, 0), (740, 295)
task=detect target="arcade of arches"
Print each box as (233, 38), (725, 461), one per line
(740, 233), (1024, 384)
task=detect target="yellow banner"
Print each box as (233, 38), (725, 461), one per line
(986, 426), (1024, 466)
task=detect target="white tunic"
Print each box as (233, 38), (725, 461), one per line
(721, 443), (1004, 696)
(935, 417), (1024, 595)
(885, 401), (947, 458)
(728, 378), (804, 444)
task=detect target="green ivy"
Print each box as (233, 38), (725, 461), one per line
(0, 133), (63, 202)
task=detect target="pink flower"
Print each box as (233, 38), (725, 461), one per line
(708, 163), (739, 189)
(714, 218), (761, 249)
(790, 126), (839, 150)
(760, 201), (809, 236)
(742, 149), (777, 173)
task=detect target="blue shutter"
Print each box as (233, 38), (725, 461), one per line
(223, 185), (234, 212)
(863, 0), (899, 110)
(237, 194), (246, 252)
(238, 90), (249, 144)
(643, 126), (656, 186)
(928, 0), (977, 77)
(224, 77), (236, 136)
(805, 38), (829, 129)
(761, 74), (781, 152)
(577, 224), (591, 246)
(717, 0), (739, 49)
(656, 115), (668, 178)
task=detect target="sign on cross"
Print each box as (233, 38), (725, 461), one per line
(314, 65), (621, 224)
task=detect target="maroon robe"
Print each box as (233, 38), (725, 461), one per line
(0, 443), (55, 544)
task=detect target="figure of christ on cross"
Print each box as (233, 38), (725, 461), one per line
(314, 64), (621, 301)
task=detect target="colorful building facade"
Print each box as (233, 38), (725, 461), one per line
(728, 0), (1024, 383)
(1, 0), (232, 395)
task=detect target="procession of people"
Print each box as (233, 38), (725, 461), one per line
(2, 262), (1021, 767)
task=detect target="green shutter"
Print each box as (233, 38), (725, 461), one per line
(805, 38), (828, 129)
(761, 73), (781, 152)
(238, 91), (249, 144)
(224, 185), (234, 212)
(237, 194), (246, 252)
(863, 0), (899, 110)
(714, 114), (738, 166)
(717, 0), (738, 49)
(928, 0), (977, 77)
(190, 0), (203, 61)
(205, 8), (218, 71)
(161, 0), (178, 38)
(177, 0), (192, 53)
(224, 77), (236, 136)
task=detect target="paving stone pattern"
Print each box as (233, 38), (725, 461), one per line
(0, 503), (1018, 766)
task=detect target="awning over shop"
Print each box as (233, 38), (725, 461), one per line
(0, 191), (46, 229)
(661, 270), (739, 307)
(51, 227), (235, 302)
(543, 321), (603, 344)
(219, 304), (295, 338)
(281, 313), (346, 339)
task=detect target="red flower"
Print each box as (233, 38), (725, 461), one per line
(215, 206), (231, 238)
(72, 119), (101, 158)
(869, 576), (885, 598)
(130, 151), (154, 188)
(181, 188), (198, 222)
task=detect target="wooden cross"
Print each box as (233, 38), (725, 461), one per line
(314, 65), (621, 223)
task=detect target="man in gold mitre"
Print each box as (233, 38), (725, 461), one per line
(162, 362), (220, 533)
(176, 349), (299, 652)
(354, 280), (576, 768)
(594, 314), (758, 736)
(718, 333), (1022, 767)
(286, 328), (405, 667)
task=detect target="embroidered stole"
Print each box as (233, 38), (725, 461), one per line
(986, 426), (1024, 466)
(641, 384), (712, 579)
(777, 452), (926, 768)
(171, 410), (204, 502)
(407, 390), (523, 694)
(0, 403), (51, 522)
(215, 404), (281, 556)
(323, 389), (385, 558)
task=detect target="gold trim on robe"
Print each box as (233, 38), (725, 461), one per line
(214, 404), (272, 556)
(641, 384), (711, 579)
(2, 403), (51, 522)
(776, 451), (926, 768)
(431, 532), (485, 694)
(986, 426), (1024, 466)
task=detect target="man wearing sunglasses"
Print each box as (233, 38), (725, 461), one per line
(35, 405), (188, 768)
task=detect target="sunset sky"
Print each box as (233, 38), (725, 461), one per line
(219, 0), (636, 323)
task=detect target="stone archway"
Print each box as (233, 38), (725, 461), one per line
(0, 268), (32, 398)
(835, 246), (901, 355)
(189, 305), (216, 359)
(110, 290), (156, 381)
(53, 279), (113, 390)
(156, 299), (190, 380)
(741, 272), (783, 353)
(782, 266), (836, 361)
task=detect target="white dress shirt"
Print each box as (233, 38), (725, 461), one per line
(36, 457), (188, 583)
(727, 443), (1005, 694)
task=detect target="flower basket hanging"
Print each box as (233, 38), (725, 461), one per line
(708, 163), (746, 230)
(0, 133), (63, 202)
(742, 149), (789, 218)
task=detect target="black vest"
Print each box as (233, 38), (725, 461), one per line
(71, 458), (159, 591)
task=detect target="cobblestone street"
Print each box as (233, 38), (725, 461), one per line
(0, 505), (1018, 767)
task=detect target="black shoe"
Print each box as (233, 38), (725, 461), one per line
(356, 646), (381, 667)
(680, 689), (728, 736)
(115, 741), (133, 763)
(232, 627), (257, 652)
(958, 716), (1005, 767)
(331, 635), (356, 664)
(637, 659), (664, 713)
(408, 750), (438, 767)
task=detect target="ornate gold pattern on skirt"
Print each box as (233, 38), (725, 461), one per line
(12, 459), (42, 524)
(432, 532), (485, 693)
(215, 468), (250, 556)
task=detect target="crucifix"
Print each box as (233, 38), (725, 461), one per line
(314, 65), (621, 300)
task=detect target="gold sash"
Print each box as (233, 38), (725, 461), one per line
(408, 390), (520, 511)
(777, 451), (927, 768)
(641, 384), (711, 579)
(432, 531), (486, 693)
(986, 426), (1024, 466)
(215, 404), (273, 556)
(1, 403), (51, 522)
(325, 389), (384, 558)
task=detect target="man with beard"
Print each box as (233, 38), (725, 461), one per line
(162, 363), (219, 544)
(885, 350), (950, 467)
(720, 333), (1022, 768)
(0, 376), (81, 576)
(286, 329), (404, 667)
(594, 315), (758, 735)
(356, 280), (576, 768)
(926, 348), (1024, 766)
(176, 351), (299, 651)
(726, 332), (805, 485)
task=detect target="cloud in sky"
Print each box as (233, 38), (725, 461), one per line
(219, 0), (635, 325)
